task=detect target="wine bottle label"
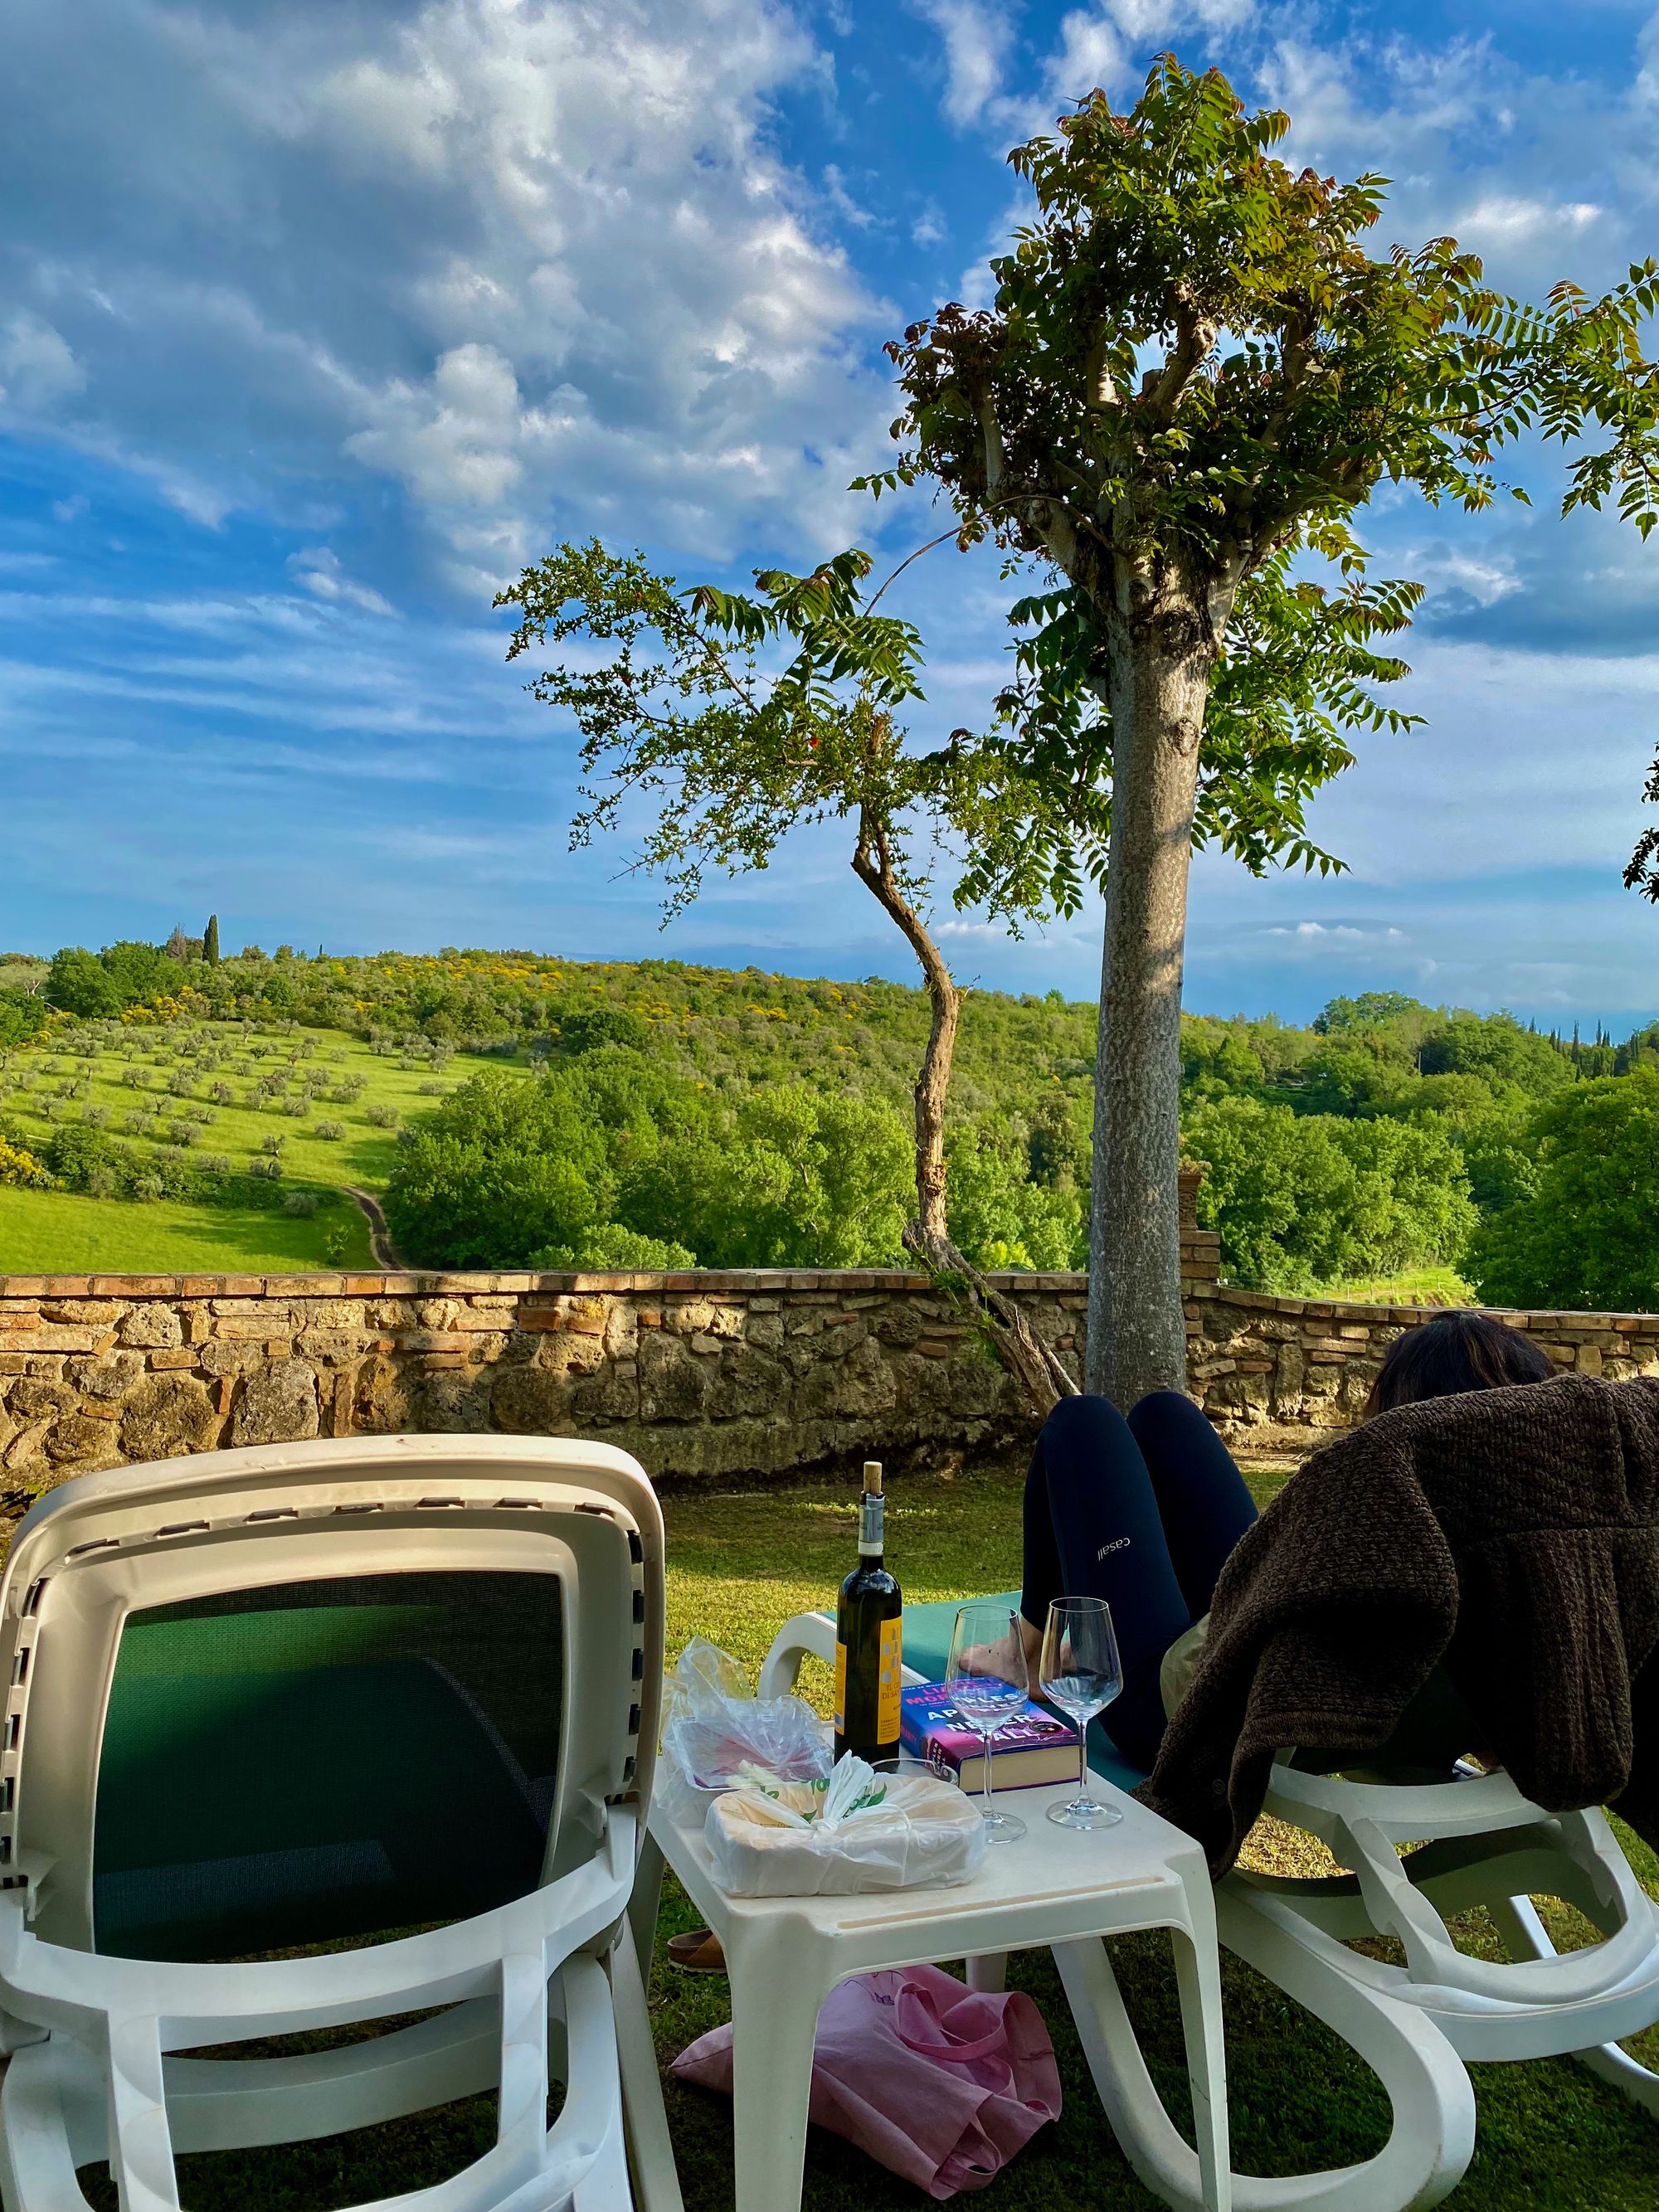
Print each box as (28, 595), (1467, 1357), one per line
(859, 1493), (884, 1556)
(833, 1640), (848, 1734)
(878, 1617), (902, 1741)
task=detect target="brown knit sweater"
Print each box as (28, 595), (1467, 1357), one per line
(1138, 1373), (1659, 1876)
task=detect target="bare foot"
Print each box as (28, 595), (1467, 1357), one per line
(959, 1617), (1041, 1684)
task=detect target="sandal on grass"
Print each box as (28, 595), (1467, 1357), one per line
(667, 1928), (727, 1974)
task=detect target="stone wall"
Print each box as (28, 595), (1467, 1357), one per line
(0, 1267), (1091, 1495)
(1185, 1285), (1659, 1438)
(2, 1234), (1656, 1496)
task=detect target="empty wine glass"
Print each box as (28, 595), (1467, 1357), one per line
(1039, 1596), (1123, 1830)
(946, 1602), (1031, 1843)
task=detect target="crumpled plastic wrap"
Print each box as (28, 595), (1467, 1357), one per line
(704, 1753), (989, 1897)
(658, 1637), (832, 1825)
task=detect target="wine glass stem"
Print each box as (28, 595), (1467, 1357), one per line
(1078, 1726), (1087, 1804)
(983, 1728), (996, 1816)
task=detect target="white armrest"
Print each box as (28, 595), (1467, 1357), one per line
(757, 1612), (836, 1699)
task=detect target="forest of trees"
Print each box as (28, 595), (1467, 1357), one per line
(4, 942), (1657, 1311)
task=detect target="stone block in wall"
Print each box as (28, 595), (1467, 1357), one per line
(117, 1303), (183, 1349)
(408, 1367), (496, 1432)
(571, 1361), (640, 1423)
(75, 1353), (144, 1402)
(490, 1362), (576, 1436)
(795, 1334), (897, 1422)
(119, 1373), (221, 1461)
(232, 1359), (320, 1447)
(44, 1415), (122, 1470)
(353, 1354), (410, 1433)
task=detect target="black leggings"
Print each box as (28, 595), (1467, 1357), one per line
(1021, 1393), (1258, 1770)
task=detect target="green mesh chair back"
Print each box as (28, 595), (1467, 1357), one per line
(90, 1569), (564, 1962)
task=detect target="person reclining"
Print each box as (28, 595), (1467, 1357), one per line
(997, 1312), (1553, 1780)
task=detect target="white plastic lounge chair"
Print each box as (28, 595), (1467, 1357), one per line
(0, 1433), (684, 2212)
(1213, 1756), (1659, 2204)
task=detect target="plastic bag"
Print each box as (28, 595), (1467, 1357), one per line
(659, 1637), (831, 1824)
(704, 1753), (988, 1896)
(673, 1966), (1061, 2199)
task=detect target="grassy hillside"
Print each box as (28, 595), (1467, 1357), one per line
(1, 946), (1647, 1298)
(0, 1018), (513, 1276)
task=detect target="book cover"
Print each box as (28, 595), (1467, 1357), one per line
(898, 1682), (1079, 1792)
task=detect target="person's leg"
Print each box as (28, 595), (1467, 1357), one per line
(1126, 1391), (1258, 1621)
(1023, 1396), (1192, 1771)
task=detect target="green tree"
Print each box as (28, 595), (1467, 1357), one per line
(0, 990), (51, 1047)
(878, 58), (1659, 1403)
(496, 541), (1078, 1406)
(1186, 1095), (1473, 1291)
(100, 941), (185, 1008)
(46, 947), (122, 1018)
(946, 1120), (1082, 1270)
(385, 1069), (615, 1267)
(203, 913), (221, 965)
(1471, 1072), (1659, 1310)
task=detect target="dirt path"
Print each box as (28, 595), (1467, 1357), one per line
(343, 1186), (405, 1270)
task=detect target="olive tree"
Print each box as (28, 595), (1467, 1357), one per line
(877, 57), (1659, 1404)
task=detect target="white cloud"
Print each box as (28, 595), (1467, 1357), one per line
(1262, 921), (1406, 941)
(51, 493), (88, 523)
(1455, 194), (1602, 247)
(1, 0), (890, 587)
(0, 312), (86, 413)
(908, 0), (1014, 125)
(287, 547), (398, 618)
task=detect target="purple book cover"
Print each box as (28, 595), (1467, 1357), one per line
(898, 1681), (1078, 1767)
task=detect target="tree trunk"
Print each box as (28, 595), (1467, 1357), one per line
(1085, 615), (1211, 1407)
(852, 816), (1076, 1419)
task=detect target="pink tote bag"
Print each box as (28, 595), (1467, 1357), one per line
(671, 1964), (1063, 2199)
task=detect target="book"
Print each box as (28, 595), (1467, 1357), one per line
(898, 1682), (1080, 1793)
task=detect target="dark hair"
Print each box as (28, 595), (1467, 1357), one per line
(1366, 1311), (1554, 1417)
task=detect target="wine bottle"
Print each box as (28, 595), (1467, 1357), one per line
(834, 1460), (902, 1764)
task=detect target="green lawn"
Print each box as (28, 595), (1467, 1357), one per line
(71, 1461), (1659, 2212)
(0, 1183), (371, 1274)
(1312, 1265), (1475, 1307)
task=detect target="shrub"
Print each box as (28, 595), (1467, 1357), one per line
(0, 1135), (56, 1190)
(532, 1224), (696, 1271)
(260, 1132), (285, 1157)
(285, 1190), (319, 1217)
(132, 1174), (164, 1203)
(364, 1104), (400, 1129)
(314, 1119), (346, 1140)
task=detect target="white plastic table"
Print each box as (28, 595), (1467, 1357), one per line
(632, 1612), (1231, 2212)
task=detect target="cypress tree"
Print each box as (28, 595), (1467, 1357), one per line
(203, 914), (221, 965)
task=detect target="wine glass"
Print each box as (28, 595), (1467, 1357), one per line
(1039, 1596), (1123, 1830)
(945, 1602), (1031, 1843)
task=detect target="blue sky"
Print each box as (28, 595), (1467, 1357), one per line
(7, 0), (1659, 1028)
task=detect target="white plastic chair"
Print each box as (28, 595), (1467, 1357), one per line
(1214, 1757), (1659, 2207)
(0, 1433), (684, 2212)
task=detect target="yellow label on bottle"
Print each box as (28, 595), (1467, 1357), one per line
(834, 1640), (848, 1735)
(877, 1616), (902, 1743)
